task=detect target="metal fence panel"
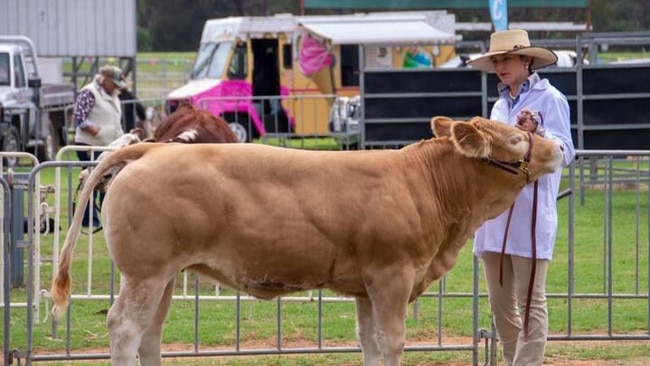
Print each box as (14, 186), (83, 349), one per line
(2, 149), (650, 365)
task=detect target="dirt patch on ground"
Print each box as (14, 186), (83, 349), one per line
(542, 339), (650, 366)
(158, 338), (650, 365)
(21, 337), (650, 365)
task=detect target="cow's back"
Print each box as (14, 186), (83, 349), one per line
(102, 143), (431, 299)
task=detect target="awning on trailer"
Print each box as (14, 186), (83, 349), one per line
(298, 16), (459, 45)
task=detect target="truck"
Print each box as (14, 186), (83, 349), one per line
(0, 36), (75, 165)
(165, 11), (459, 143)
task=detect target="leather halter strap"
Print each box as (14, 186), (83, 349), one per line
(483, 131), (534, 183)
(497, 131), (538, 341)
(499, 179), (540, 342)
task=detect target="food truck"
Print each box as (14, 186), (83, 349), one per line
(166, 11), (459, 142)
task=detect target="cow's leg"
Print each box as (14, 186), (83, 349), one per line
(365, 267), (413, 366)
(138, 278), (176, 366)
(106, 277), (168, 366)
(355, 297), (381, 366)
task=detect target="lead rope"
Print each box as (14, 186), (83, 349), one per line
(499, 205), (516, 286)
(72, 180), (102, 222)
(72, 181), (83, 212)
(499, 180), (539, 341)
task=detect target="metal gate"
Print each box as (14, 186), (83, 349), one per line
(2, 149), (650, 365)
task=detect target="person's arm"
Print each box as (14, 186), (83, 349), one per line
(73, 89), (100, 135)
(533, 93), (575, 166)
(135, 99), (147, 123)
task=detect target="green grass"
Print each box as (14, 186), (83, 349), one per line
(3, 147), (650, 365)
(597, 51), (650, 63)
(132, 50), (645, 66)
(136, 52), (195, 71)
(256, 136), (350, 150)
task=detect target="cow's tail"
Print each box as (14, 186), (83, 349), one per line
(50, 143), (163, 318)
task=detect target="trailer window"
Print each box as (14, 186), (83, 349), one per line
(282, 44), (292, 69)
(192, 42), (233, 79)
(227, 42), (247, 80)
(0, 53), (9, 86)
(13, 54), (26, 87)
(340, 45), (359, 87)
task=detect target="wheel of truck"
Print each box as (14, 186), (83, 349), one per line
(36, 122), (62, 162)
(223, 112), (258, 143)
(228, 122), (248, 143)
(36, 133), (55, 162)
(1, 126), (20, 167)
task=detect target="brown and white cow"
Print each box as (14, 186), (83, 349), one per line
(79, 104), (238, 190)
(51, 116), (564, 366)
(151, 103), (238, 143)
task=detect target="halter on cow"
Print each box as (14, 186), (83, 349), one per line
(482, 131), (534, 183)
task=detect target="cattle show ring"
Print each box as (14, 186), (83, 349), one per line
(2, 3), (650, 366)
(3, 104), (650, 366)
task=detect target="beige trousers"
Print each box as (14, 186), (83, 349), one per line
(482, 252), (550, 366)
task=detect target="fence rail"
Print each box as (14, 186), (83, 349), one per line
(1, 148), (649, 365)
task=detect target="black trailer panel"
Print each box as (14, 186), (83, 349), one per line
(361, 62), (650, 150)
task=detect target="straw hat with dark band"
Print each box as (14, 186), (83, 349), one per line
(467, 29), (558, 72)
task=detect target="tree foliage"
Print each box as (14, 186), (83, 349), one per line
(137, 0), (649, 52)
(590, 0), (650, 32)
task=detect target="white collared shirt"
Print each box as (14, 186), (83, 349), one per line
(473, 72), (576, 260)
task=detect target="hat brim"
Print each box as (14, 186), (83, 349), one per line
(111, 78), (127, 89)
(467, 47), (558, 72)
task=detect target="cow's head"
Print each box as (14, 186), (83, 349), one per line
(153, 103), (238, 143)
(431, 116), (564, 183)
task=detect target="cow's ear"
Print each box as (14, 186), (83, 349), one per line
(451, 122), (490, 158)
(431, 116), (454, 137)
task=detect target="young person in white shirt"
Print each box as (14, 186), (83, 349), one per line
(468, 29), (576, 365)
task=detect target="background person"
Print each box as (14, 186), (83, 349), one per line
(467, 29), (576, 365)
(72, 65), (126, 230)
(118, 75), (149, 135)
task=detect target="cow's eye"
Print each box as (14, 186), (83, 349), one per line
(510, 136), (524, 145)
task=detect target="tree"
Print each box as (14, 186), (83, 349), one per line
(138, 0), (298, 51)
(144, 0), (222, 51)
(591, 0), (650, 32)
(137, 0), (649, 52)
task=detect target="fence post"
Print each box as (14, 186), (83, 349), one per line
(2, 176), (12, 366)
(9, 176), (25, 286)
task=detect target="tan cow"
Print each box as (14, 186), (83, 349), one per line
(51, 116), (564, 366)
